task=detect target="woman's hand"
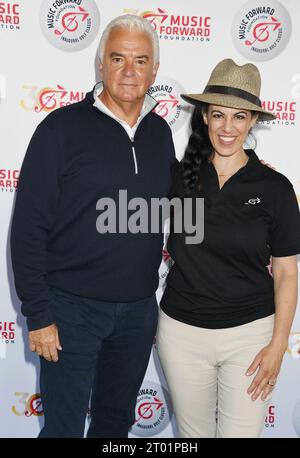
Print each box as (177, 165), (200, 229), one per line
(259, 159), (276, 170)
(245, 342), (286, 401)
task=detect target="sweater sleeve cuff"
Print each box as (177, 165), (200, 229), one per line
(26, 308), (55, 331)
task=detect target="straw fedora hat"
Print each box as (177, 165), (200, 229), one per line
(181, 58), (276, 121)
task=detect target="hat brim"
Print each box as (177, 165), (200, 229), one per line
(181, 93), (276, 121)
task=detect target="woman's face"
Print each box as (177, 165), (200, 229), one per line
(203, 105), (258, 157)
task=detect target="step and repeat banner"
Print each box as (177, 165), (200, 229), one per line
(1, 0), (300, 438)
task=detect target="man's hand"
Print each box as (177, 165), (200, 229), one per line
(29, 324), (62, 362)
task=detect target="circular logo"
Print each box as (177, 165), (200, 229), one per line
(130, 381), (173, 437)
(148, 77), (191, 133)
(293, 400), (300, 437)
(25, 394), (44, 417)
(40, 0), (100, 52)
(232, 0), (291, 61)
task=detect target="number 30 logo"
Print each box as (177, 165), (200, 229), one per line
(12, 392), (44, 417)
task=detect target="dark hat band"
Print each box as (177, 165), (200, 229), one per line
(204, 85), (262, 108)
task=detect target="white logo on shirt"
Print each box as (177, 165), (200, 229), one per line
(244, 197), (261, 205)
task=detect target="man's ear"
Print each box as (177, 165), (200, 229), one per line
(151, 62), (159, 85)
(99, 62), (103, 80)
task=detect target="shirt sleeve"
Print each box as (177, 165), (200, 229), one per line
(270, 178), (300, 257)
(10, 122), (63, 331)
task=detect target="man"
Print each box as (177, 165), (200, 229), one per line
(11, 14), (175, 438)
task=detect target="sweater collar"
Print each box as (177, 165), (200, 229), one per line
(86, 82), (157, 123)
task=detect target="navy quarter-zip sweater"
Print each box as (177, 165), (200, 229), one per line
(11, 88), (175, 331)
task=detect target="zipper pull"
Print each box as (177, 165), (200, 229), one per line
(131, 137), (138, 175)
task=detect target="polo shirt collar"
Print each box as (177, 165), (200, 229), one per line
(203, 149), (260, 176)
(200, 149), (262, 195)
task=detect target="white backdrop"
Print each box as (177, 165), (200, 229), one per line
(0, 0), (299, 438)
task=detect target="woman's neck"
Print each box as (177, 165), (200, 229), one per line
(212, 150), (249, 177)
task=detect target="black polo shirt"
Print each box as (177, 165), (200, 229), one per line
(161, 149), (300, 329)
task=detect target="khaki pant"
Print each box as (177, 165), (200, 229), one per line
(156, 310), (275, 438)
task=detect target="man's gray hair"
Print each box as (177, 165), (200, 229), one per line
(98, 14), (160, 65)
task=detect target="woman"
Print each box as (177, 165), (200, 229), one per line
(156, 58), (300, 438)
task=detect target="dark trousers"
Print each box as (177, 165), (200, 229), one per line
(38, 287), (158, 438)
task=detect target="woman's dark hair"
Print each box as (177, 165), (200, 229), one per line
(181, 104), (213, 195)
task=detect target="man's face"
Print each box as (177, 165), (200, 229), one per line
(100, 27), (159, 105)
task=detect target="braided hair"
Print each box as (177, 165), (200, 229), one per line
(181, 104), (213, 195)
